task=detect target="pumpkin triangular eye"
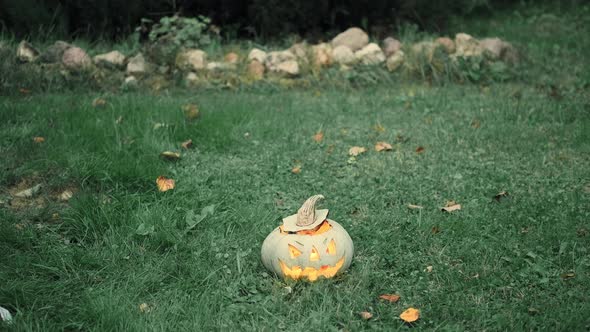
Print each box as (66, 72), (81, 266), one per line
(310, 246), (320, 261)
(288, 244), (302, 258)
(326, 239), (336, 255)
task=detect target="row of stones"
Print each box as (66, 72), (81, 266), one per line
(12, 27), (517, 85)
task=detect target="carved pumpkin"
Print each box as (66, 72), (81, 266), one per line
(261, 195), (354, 281)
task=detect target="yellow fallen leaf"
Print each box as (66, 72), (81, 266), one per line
(291, 165), (302, 174)
(441, 201), (461, 212)
(160, 151), (181, 161)
(139, 303), (151, 313)
(375, 141), (393, 152)
(313, 131), (324, 143)
(156, 176), (175, 192)
(400, 307), (420, 323)
(359, 311), (373, 320)
(379, 294), (400, 303)
(33, 136), (45, 143)
(92, 98), (107, 108)
(349, 146), (367, 156)
(408, 204), (423, 210)
(182, 104), (200, 120)
(181, 139), (193, 149)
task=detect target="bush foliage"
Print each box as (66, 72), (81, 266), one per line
(0, 0), (503, 40)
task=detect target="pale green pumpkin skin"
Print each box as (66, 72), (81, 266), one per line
(261, 219), (353, 281)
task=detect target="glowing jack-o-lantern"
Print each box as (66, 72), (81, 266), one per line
(261, 195), (354, 281)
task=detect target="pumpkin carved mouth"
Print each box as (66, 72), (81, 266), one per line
(278, 256), (345, 281)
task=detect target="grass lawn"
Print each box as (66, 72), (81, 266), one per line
(2, 4), (590, 332)
(1, 83), (589, 331)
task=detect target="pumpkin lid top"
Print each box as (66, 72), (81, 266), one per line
(282, 194), (329, 232)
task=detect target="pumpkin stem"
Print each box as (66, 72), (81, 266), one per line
(296, 195), (324, 226)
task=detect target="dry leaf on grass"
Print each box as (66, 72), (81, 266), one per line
(19, 88), (31, 94)
(426, 266), (433, 273)
(471, 119), (481, 128)
(431, 226), (441, 234)
(359, 311), (373, 320)
(415, 146), (425, 153)
(441, 201), (461, 212)
(92, 98), (107, 108)
(139, 303), (151, 313)
(400, 307), (420, 323)
(291, 165), (302, 174)
(156, 176), (175, 192)
(181, 139), (193, 149)
(374, 123), (385, 133)
(182, 104), (200, 120)
(33, 136), (45, 143)
(408, 204), (423, 210)
(14, 184), (42, 198)
(160, 151), (181, 161)
(561, 272), (575, 279)
(313, 131), (324, 143)
(494, 191), (509, 201)
(349, 146), (367, 156)
(379, 294), (400, 303)
(375, 141), (393, 152)
(59, 190), (73, 201)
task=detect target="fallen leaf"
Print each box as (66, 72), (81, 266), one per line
(528, 307), (540, 315)
(115, 116), (123, 124)
(408, 204), (423, 210)
(494, 191), (509, 201)
(326, 144), (335, 154)
(379, 294), (400, 303)
(19, 88), (31, 94)
(313, 131), (324, 143)
(153, 122), (168, 130)
(374, 123), (385, 133)
(415, 146), (425, 153)
(349, 146), (367, 156)
(14, 184), (42, 198)
(244, 132), (251, 139)
(375, 141), (393, 152)
(0, 305), (12, 323)
(181, 139), (193, 149)
(521, 227), (530, 234)
(561, 272), (575, 279)
(160, 151), (181, 161)
(33, 136), (45, 143)
(426, 266), (433, 273)
(431, 226), (441, 234)
(359, 311), (373, 320)
(139, 303), (151, 313)
(156, 176), (175, 192)
(92, 98), (107, 108)
(399, 307), (420, 323)
(441, 201), (461, 212)
(471, 119), (481, 129)
(182, 104), (200, 120)
(291, 165), (302, 174)
(59, 190), (73, 201)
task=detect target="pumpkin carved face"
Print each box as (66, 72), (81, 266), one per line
(261, 195), (354, 281)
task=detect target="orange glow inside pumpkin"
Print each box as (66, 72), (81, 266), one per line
(310, 246), (320, 261)
(326, 239), (336, 255)
(288, 244), (302, 258)
(279, 220), (332, 235)
(278, 257), (345, 281)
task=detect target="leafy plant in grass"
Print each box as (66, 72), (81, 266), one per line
(139, 15), (215, 65)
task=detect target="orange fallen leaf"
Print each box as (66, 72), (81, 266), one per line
(156, 176), (175, 192)
(375, 141), (393, 152)
(415, 146), (425, 153)
(181, 139), (193, 149)
(359, 311), (373, 320)
(182, 104), (200, 121)
(349, 146), (367, 156)
(441, 201), (461, 212)
(160, 151), (181, 161)
(408, 204), (423, 210)
(92, 98), (107, 108)
(400, 307), (420, 323)
(313, 131), (324, 143)
(291, 165), (302, 174)
(33, 136), (45, 143)
(379, 294), (400, 303)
